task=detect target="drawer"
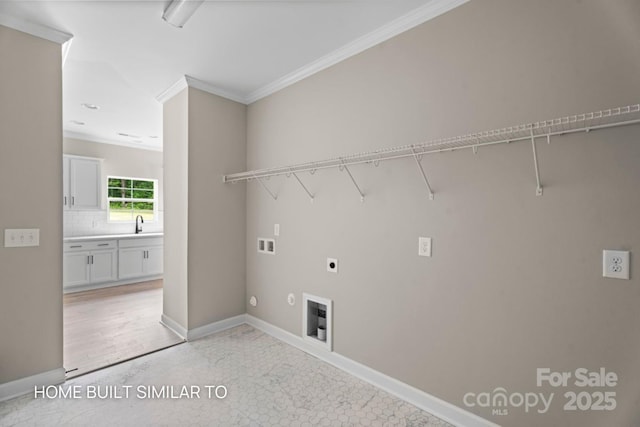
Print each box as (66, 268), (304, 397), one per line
(118, 237), (163, 248)
(64, 240), (117, 252)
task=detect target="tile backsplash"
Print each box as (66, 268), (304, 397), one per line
(64, 210), (164, 237)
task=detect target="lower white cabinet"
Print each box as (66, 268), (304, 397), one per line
(63, 236), (163, 291)
(63, 241), (118, 289)
(118, 237), (163, 280)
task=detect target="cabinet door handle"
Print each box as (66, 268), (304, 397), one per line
(91, 255), (94, 264)
(87, 255), (91, 265)
(72, 196), (75, 206)
(64, 196), (67, 206)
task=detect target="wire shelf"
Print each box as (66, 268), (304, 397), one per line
(223, 104), (640, 198)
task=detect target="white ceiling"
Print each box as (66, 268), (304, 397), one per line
(0, 0), (462, 151)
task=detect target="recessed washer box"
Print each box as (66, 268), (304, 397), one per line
(303, 293), (332, 351)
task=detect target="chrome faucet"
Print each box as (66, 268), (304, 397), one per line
(135, 215), (144, 234)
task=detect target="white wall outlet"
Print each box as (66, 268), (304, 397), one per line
(287, 293), (296, 306)
(418, 237), (431, 257)
(249, 296), (258, 307)
(603, 250), (630, 280)
(274, 224), (280, 236)
(4, 229), (40, 248)
(327, 258), (338, 273)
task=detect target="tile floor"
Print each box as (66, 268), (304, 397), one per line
(0, 325), (452, 427)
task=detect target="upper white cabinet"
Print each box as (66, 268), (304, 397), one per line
(63, 156), (101, 210)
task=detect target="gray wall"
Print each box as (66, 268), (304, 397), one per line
(245, 1), (640, 426)
(163, 89), (189, 329)
(162, 87), (247, 332)
(0, 26), (63, 383)
(187, 87), (247, 329)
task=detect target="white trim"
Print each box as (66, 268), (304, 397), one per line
(64, 131), (163, 152)
(63, 275), (163, 294)
(246, 315), (497, 427)
(0, 368), (66, 402)
(0, 14), (73, 44)
(184, 76), (248, 105)
(155, 76), (189, 104)
(245, 0), (468, 103)
(160, 313), (188, 340)
(61, 38), (73, 67)
(156, 75), (248, 105)
(154, 0), (467, 106)
(186, 314), (247, 341)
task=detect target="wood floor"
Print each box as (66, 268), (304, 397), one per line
(63, 280), (184, 378)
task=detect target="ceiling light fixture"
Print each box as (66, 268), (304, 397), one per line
(81, 103), (100, 110)
(162, 0), (204, 28)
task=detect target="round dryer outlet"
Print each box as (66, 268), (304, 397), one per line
(287, 293), (296, 306)
(249, 296), (258, 307)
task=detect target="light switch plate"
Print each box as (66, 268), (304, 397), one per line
(274, 224), (280, 236)
(418, 237), (432, 257)
(4, 229), (40, 248)
(603, 250), (630, 280)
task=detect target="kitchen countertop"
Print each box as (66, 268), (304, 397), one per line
(63, 233), (164, 243)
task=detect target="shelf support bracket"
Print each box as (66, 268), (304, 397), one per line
(530, 130), (543, 196)
(340, 161), (365, 202)
(253, 174), (277, 200)
(290, 169), (314, 202)
(412, 148), (435, 200)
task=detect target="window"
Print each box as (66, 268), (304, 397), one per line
(107, 176), (157, 222)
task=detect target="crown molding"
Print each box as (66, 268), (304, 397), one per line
(155, 0), (467, 106)
(184, 75), (248, 104)
(64, 130), (163, 152)
(0, 14), (73, 44)
(155, 76), (189, 104)
(245, 0), (468, 104)
(156, 75), (248, 105)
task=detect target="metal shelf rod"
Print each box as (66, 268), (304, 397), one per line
(224, 105), (640, 184)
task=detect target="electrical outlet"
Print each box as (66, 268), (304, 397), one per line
(418, 237), (431, 257)
(327, 258), (338, 273)
(603, 250), (630, 280)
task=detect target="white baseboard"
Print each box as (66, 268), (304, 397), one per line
(63, 275), (163, 294)
(245, 315), (497, 427)
(187, 314), (247, 341)
(160, 313), (188, 340)
(0, 368), (66, 402)
(160, 313), (247, 342)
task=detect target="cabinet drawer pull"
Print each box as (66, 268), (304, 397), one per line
(97, 243), (109, 246)
(70, 245), (82, 248)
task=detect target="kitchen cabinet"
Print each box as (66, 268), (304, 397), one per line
(118, 237), (163, 280)
(63, 240), (117, 289)
(63, 155), (101, 210)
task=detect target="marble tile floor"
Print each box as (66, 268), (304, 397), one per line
(0, 325), (453, 427)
